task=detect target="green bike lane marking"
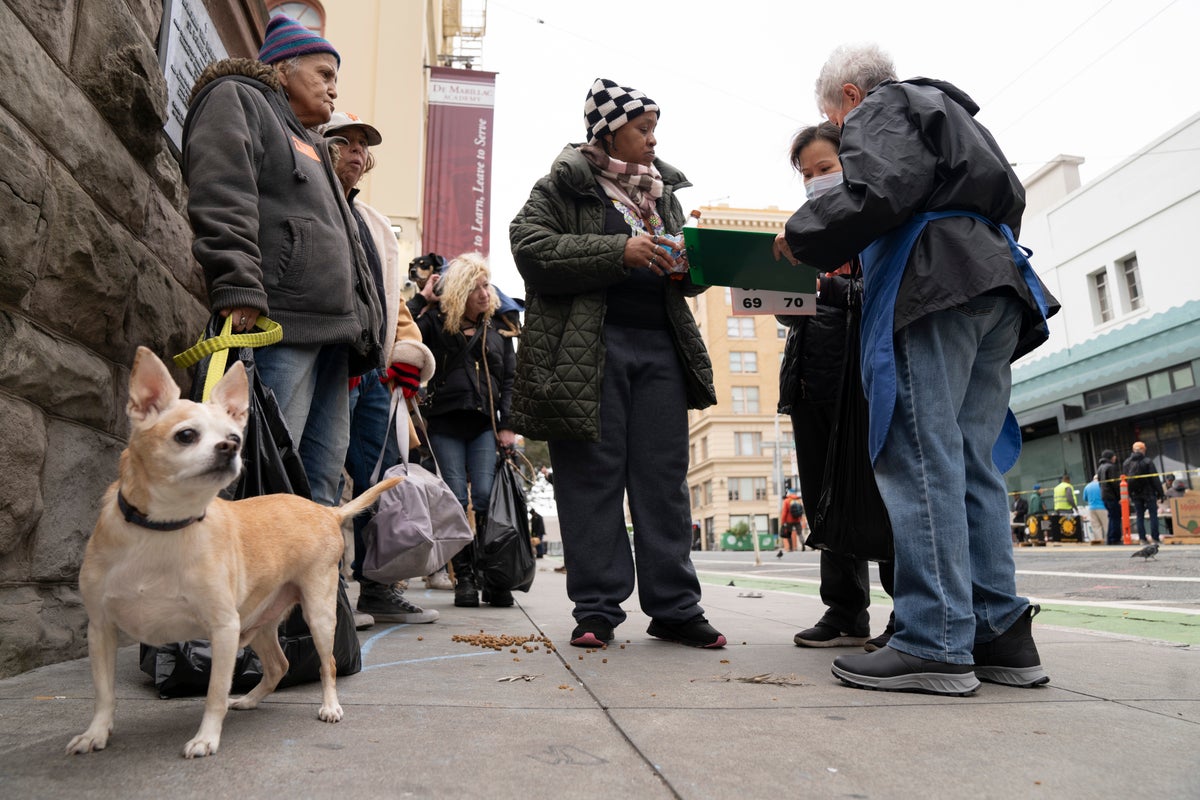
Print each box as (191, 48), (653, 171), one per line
(698, 572), (1200, 646)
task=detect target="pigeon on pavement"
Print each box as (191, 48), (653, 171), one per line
(1131, 543), (1160, 560)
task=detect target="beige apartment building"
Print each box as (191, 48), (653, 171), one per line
(687, 205), (801, 550)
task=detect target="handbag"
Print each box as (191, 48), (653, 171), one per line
(361, 391), (474, 582)
(476, 454), (536, 593)
(808, 281), (895, 562)
(138, 314), (362, 696)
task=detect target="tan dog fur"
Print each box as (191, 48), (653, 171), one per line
(67, 347), (400, 758)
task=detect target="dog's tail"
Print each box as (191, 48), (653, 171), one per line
(336, 476), (403, 523)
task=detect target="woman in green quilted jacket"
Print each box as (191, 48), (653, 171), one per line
(509, 78), (725, 650)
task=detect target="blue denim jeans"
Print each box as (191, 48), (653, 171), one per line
(344, 370), (401, 579)
(873, 295), (1029, 664)
(254, 343), (350, 508)
(428, 427), (497, 514)
(1104, 498), (1123, 544)
(1132, 496), (1160, 542)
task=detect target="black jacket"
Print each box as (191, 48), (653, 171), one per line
(777, 274), (855, 412)
(417, 311), (515, 430)
(784, 78), (1059, 361)
(1097, 459), (1121, 503)
(1121, 452), (1163, 501)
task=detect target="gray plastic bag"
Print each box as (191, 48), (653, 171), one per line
(362, 393), (473, 582)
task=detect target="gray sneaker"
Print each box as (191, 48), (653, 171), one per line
(357, 580), (439, 624)
(794, 623), (869, 648)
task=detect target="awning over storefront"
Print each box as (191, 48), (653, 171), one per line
(1011, 300), (1200, 415)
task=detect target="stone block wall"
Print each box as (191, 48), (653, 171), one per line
(0, 0), (218, 677)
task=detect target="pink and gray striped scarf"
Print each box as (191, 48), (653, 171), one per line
(579, 143), (663, 221)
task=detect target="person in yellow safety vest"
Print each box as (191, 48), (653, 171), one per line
(1053, 473), (1077, 515)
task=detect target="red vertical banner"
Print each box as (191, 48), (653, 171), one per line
(422, 67), (497, 259)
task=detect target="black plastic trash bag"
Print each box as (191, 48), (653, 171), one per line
(476, 455), (536, 593)
(139, 314), (361, 696)
(808, 284), (895, 562)
(138, 576), (361, 698)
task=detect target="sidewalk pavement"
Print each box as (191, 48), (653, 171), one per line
(1, 557), (1196, 799)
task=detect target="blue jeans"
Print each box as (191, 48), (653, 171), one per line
(254, 343), (350, 507)
(344, 370), (401, 579)
(1104, 499), (1123, 544)
(1132, 496), (1160, 542)
(873, 295), (1029, 664)
(428, 428), (497, 514)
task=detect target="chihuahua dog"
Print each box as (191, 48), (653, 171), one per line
(67, 347), (400, 758)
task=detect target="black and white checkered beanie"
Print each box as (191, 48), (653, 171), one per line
(583, 78), (660, 144)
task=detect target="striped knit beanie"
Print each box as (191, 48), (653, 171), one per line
(258, 14), (340, 67)
(583, 78), (659, 144)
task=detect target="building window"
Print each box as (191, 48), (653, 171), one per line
(753, 477), (768, 501)
(700, 436), (708, 461)
(1084, 383), (1126, 410)
(1090, 269), (1112, 324)
(728, 477), (752, 501)
(1121, 255), (1143, 311)
(732, 386), (760, 414)
(731, 513), (769, 533)
(268, 0), (326, 34)
(777, 322), (787, 339)
(1126, 377), (1149, 405)
(1084, 363), (1196, 411)
(734, 431), (762, 456)
(689, 443), (696, 464)
(691, 485), (701, 508)
(726, 317), (756, 338)
(702, 480), (712, 504)
(730, 351), (758, 373)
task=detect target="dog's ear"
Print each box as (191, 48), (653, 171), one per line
(127, 346), (181, 423)
(209, 360), (250, 428)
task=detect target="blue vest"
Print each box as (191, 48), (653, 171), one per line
(858, 211), (1050, 471)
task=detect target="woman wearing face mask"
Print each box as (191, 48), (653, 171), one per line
(509, 79), (725, 650)
(774, 122), (896, 653)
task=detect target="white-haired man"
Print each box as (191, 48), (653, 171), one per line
(784, 43), (1059, 695)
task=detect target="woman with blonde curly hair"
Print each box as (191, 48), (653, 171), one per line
(416, 252), (517, 607)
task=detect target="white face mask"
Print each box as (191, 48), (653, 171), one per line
(804, 171), (844, 200)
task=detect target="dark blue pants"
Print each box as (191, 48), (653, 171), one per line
(1132, 496), (1160, 542)
(1104, 499), (1123, 545)
(549, 325), (703, 628)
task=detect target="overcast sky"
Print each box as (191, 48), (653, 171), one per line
(473, 0), (1198, 297)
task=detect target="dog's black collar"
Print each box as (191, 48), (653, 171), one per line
(117, 491), (205, 532)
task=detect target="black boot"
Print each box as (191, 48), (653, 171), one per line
(451, 542), (479, 608)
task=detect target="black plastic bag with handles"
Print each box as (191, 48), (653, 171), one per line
(807, 284), (895, 562)
(476, 454), (536, 593)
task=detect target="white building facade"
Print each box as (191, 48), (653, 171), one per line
(1007, 112), (1200, 492)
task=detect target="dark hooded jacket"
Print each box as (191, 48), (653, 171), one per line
(508, 144), (715, 442)
(784, 78), (1059, 361)
(1097, 455), (1121, 503)
(183, 58), (382, 372)
(1122, 450), (1164, 502)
